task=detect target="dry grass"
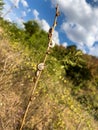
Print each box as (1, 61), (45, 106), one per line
(0, 27), (98, 130)
(0, 30), (34, 130)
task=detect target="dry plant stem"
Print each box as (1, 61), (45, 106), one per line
(19, 4), (59, 130)
(2, 5), (16, 17)
(76, 121), (82, 130)
(0, 117), (4, 130)
(0, 58), (8, 82)
(2, 0), (18, 17)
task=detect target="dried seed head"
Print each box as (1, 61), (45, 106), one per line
(56, 4), (59, 10)
(49, 27), (53, 33)
(56, 11), (60, 16)
(46, 50), (51, 54)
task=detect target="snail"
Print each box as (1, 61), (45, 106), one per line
(49, 39), (55, 48)
(37, 63), (45, 71)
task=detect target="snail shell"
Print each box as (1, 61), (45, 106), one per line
(37, 63), (45, 71)
(49, 40), (55, 48)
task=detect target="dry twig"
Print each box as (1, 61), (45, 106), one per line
(19, 4), (60, 130)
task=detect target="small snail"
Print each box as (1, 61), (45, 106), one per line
(49, 40), (55, 48)
(37, 63), (45, 71)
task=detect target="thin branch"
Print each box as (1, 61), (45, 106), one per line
(19, 4), (60, 130)
(2, 0), (17, 17)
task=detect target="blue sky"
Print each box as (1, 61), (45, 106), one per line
(2, 0), (98, 57)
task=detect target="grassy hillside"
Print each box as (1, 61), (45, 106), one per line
(0, 18), (98, 130)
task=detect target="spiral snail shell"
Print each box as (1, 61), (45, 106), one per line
(37, 63), (45, 71)
(49, 40), (55, 48)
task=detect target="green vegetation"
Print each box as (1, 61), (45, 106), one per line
(0, 17), (98, 130)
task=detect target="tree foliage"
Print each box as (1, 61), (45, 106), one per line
(23, 20), (40, 36)
(62, 45), (92, 85)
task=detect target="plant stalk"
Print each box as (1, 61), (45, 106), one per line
(19, 4), (60, 130)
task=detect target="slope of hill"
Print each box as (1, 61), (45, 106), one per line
(0, 18), (98, 130)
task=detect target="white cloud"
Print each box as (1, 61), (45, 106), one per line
(3, 0), (24, 28)
(9, 0), (28, 7)
(2, 1), (11, 17)
(51, 0), (98, 56)
(9, 0), (20, 7)
(16, 17), (25, 28)
(2, 1), (17, 21)
(77, 44), (87, 54)
(33, 9), (50, 33)
(22, 11), (26, 17)
(5, 17), (12, 22)
(52, 30), (60, 44)
(33, 9), (39, 20)
(61, 42), (68, 48)
(89, 44), (98, 57)
(4, 13), (24, 28)
(15, 0), (20, 7)
(33, 9), (60, 44)
(37, 19), (50, 32)
(21, 0), (28, 7)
